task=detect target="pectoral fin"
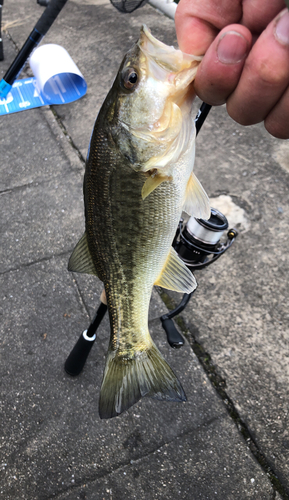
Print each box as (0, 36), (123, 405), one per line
(154, 247), (197, 293)
(141, 173), (170, 200)
(183, 172), (211, 220)
(68, 232), (98, 276)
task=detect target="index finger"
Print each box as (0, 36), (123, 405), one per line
(175, 0), (243, 54)
(175, 0), (285, 55)
(241, 0), (286, 34)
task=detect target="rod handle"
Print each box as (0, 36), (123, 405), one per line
(0, 1), (3, 62)
(35, 0), (68, 36)
(64, 330), (96, 376)
(161, 318), (184, 348)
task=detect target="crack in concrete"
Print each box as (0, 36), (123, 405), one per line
(50, 107), (86, 165)
(0, 250), (72, 276)
(50, 415), (221, 500)
(0, 180), (45, 195)
(157, 288), (289, 500)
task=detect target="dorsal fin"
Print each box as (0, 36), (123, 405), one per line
(183, 172), (211, 220)
(68, 232), (98, 276)
(154, 247), (197, 293)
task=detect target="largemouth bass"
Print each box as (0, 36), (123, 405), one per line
(68, 26), (210, 419)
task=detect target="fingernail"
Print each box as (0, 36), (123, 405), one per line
(217, 31), (248, 64)
(275, 10), (289, 45)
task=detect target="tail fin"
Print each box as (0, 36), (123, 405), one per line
(99, 343), (186, 419)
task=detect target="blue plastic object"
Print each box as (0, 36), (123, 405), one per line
(0, 74), (87, 115)
(0, 79), (12, 99)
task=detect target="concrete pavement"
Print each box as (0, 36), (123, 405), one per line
(0, 1), (288, 498)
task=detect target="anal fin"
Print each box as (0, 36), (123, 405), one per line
(68, 232), (98, 276)
(154, 247), (197, 293)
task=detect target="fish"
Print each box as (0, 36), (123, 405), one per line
(68, 25), (210, 419)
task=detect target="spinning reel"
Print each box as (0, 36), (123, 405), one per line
(160, 209), (238, 348)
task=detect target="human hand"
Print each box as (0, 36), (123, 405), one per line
(175, 0), (289, 138)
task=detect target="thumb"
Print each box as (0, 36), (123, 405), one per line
(194, 25), (252, 105)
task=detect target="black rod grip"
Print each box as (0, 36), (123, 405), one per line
(64, 331), (96, 376)
(3, 31), (42, 83)
(35, 0), (69, 36)
(161, 318), (184, 349)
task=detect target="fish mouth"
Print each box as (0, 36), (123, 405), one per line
(120, 26), (200, 143)
(117, 26), (200, 171)
(138, 25), (202, 88)
(134, 25), (200, 145)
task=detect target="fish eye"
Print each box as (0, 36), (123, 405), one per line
(122, 67), (139, 91)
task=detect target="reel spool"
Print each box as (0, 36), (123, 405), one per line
(173, 208), (238, 270)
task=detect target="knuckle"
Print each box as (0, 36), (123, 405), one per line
(247, 56), (289, 88)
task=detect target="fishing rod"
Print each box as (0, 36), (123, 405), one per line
(159, 111), (236, 347)
(64, 103), (237, 376)
(0, 0), (3, 61)
(0, 0), (68, 98)
(65, 290), (108, 376)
